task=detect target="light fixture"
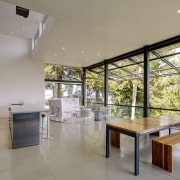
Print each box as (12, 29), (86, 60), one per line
(16, 6), (29, 18)
(177, 9), (180, 14)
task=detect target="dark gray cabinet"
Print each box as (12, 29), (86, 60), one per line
(9, 105), (41, 149)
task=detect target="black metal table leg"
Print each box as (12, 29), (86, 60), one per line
(169, 127), (171, 135)
(106, 125), (110, 158)
(135, 135), (140, 176)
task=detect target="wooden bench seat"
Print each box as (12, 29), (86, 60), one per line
(152, 132), (180, 172)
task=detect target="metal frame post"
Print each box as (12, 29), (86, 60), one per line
(82, 68), (87, 107)
(104, 61), (108, 107)
(144, 46), (150, 117)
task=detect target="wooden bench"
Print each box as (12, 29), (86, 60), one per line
(110, 131), (120, 148)
(152, 132), (180, 172)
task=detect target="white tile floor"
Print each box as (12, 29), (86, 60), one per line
(0, 117), (180, 180)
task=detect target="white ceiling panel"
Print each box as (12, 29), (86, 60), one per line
(0, 0), (180, 67)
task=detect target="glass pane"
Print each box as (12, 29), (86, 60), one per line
(107, 54), (144, 119)
(165, 54), (180, 67)
(149, 42), (180, 116)
(62, 66), (82, 81)
(91, 66), (104, 73)
(44, 82), (82, 109)
(130, 54), (144, 63)
(150, 60), (177, 76)
(150, 53), (180, 76)
(109, 104), (144, 119)
(108, 77), (144, 119)
(153, 42), (180, 57)
(86, 70), (104, 108)
(149, 52), (158, 59)
(44, 64), (82, 81)
(112, 59), (133, 68)
(149, 75), (180, 116)
(109, 63), (144, 81)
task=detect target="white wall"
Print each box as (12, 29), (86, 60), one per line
(0, 34), (45, 117)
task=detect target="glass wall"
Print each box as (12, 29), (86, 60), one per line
(44, 64), (82, 81)
(149, 42), (180, 116)
(85, 37), (180, 119)
(86, 54), (144, 119)
(44, 64), (82, 109)
(44, 36), (180, 118)
(108, 54), (144, 119)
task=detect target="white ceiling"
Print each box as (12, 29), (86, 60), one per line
(0, 1), (45, 39)
(0, 0), (180, 67)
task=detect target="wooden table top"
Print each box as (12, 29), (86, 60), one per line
(106, 114), (180, 134)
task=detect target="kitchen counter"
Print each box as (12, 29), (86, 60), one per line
(9, 104), (44, 149)
(10, 104), (44, 113)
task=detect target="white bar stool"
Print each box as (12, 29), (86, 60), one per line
(80, 108), (92, 121)
(94, 110), (104, 121)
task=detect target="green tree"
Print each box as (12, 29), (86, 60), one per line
(86, 71), (104, 102)
(44, 64), (82, 98)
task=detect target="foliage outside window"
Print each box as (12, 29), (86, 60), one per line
(108, 56), (144, 119)
(149, 44), (180, 116)
(86, 43), (180, 119)
(44, 42), (180, 119)
(44, 64), (82, 81)
(86, 70), (104, 110)
(44, 64), (82, 108)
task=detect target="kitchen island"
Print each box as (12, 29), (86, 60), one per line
(9, 104), (43, 149)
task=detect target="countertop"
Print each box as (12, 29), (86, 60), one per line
(10, 104), (45, 114)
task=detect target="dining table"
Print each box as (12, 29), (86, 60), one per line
(106, 114), (180, 176)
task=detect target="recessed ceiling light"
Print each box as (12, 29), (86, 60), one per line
(177, 9), (180, 13)
(81, 50), (84, 54)
(54, 53), (57, 57)
(62, 46), (66, 50)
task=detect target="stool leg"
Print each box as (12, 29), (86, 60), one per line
(42, 116), (47, 139)
(47, 116), (49, 138)
(42, 117), (44, 134)
(40, 117), (42, 134)
(42, 115), (51, 139)
(40, 114), (46, 134)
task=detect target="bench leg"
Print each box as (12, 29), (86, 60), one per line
(164, 144), (173, 172)
(151, 131), (160, 137)
(152, 140), (164, 168)
(111, 131), (121, 148)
